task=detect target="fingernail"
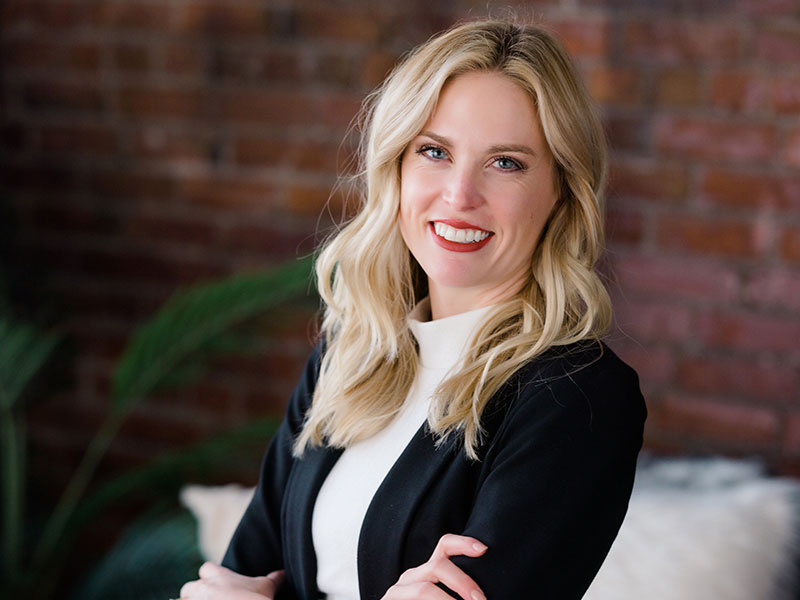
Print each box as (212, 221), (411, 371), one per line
(471, 590), (486, 600)
(472, 541), (487, 552)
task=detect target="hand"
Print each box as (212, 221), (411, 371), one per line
(179, 562), (284, 599)
(381, 534), (488, 600)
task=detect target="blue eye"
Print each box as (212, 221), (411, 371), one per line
(494, 156), (522, 171)
(418, 145), (448, 160)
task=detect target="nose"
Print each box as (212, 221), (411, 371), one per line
(443, 165), (483, 210)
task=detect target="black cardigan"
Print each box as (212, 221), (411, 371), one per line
(222, 340), (646, 599)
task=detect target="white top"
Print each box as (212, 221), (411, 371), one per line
(311, 299), (493, 600)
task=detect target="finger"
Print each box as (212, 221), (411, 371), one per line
(199, 561), (227, 579)
(383, 581), (458, 600)
(265, 569), (285, 585)
(420, 556), (485, 600)
(180, 579), (201, 599)
(431, 534), (488, 560)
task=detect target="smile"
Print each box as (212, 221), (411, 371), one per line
(433, 222), (492, 244)
(428, 221), (494, 253)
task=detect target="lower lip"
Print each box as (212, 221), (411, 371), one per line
(429, 223), (493, 253)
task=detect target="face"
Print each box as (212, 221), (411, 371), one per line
(399, 71), (558, 319)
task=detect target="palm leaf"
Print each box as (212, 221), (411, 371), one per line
(64, 417), (280, 541)
(0, 318), (60, 411)
(0, 316), (59, 581)
(111, 255), (314, 416)
(71, 511), (203, 600)
(32, 256), (313, 575)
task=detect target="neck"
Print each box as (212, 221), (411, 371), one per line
(428, 279), (523, 320)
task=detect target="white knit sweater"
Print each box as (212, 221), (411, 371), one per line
(311, 298), (492, 600)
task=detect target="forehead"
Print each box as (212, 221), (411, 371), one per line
(422, 71), (544, 147)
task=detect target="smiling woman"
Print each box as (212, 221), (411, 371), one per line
(180, 18), (646, 600)
(399, 71), (558, 319)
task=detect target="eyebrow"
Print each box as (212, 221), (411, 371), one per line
(418, 130), (538, 156)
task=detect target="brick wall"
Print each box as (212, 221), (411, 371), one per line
(2, 0), (799, 508)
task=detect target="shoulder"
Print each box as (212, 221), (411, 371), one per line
(488, 340), (646, 448)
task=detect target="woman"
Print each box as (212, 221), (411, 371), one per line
(180, 18), (646, 600)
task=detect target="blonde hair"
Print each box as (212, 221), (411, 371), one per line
(295, 18), (611, 460)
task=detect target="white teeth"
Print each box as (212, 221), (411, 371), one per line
(433, 222), (490, 244)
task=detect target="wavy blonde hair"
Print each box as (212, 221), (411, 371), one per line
(294, 19), (611, 459)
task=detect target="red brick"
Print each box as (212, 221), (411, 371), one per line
(695, 310), (800, 353)
(587, 66), (642, 105)
(710, 70), (771, 112)
(782, 414), (800, 455)
(233, 137), (283, 167)
(118, 86), (207, 118)
(1, 122), (27, 151)
(782, 129), (800, 168)
(654, 395), (779, 447)
(66, 42), (101, 72)
(242, 389), (293, 417)
(605, 208), (643, 245)
(744, 268), (800, 312)
(53, 282), (163, 321)
(362, 51), (400, 88)
(755, 26), (800, 64)
(221, 222), (314, 256)
(133, 126), (213, 162)
(30, 201), (119, 237)
(609, 343), (675, 386)
(94, 1), (175, 32)
(603, 114), (647, 153)
(317, 93), (363, 130)
(39, 124), (118, 154)
(23, 81), (105, 112)
(612, 299), (693, 343)
(677, 356), (798, 403)
(611, 254), (739, 303)
(178, 175), (277, 208)
(657, 216), (756, 258)
(3, 0), (89, 29)
(87, 169), (174, 200)
(656, 68), (703, 106)
(3, 40), (53, 70)
(313, 53), (358, 88)
(40, 244), (226, 286)
(609, 160), (689, 201)
(780, 227), (800, 262)
(173, 1), (272, 36)
(213, 47), (302, 83)
(701, 169), (800, 211)
(297, 9), (380, 43)
(124, 213), (219, 247)
(218, 90), (312, 125)
(233, 136), (342, 173)
(164, 43), (206, 75)
(165, 382), (239, 414)
(114, 43), (151, 71)
(286, 183), (341, 214)
(119, 407), (221, 445)
(3, 164), (81, 193)
(552, 19), (611, 58)
(654, 116), (776, 163)
(772, 74), (800, 113)
(624, 21), (741, 64)
(737, 0), (800, 16)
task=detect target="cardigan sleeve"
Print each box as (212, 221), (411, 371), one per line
(220, 343), (321, 581)
(449, 347), (647, 599)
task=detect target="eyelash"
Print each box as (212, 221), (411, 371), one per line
(415, 144), (525, 172)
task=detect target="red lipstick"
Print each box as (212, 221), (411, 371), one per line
(429, 221), (494, 253)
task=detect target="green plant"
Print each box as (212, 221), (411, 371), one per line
(0, 256), (314, 600)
